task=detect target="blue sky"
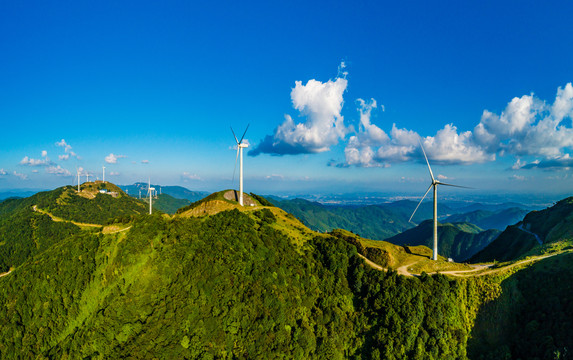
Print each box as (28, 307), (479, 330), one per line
(2, 1), (573, 199)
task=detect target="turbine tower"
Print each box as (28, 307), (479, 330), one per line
(147, 179), (155, 215)
(102, 166), (106, 183)
(409, 140), (469, 261)
(86, 172), (90, 183)
(76, 168), (81, 192)
(231, 124), (250, 206)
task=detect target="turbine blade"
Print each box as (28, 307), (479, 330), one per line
(230, 127), (239, 144)
(418, 139), (435, 182)
(436, 181), (473, 189)
(409, 184), (433, 223)
(232, 147), (239, 182)
(239, 123), (250, 144)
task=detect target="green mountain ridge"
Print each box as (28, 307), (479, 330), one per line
(1, 185), (573, 358)
(470, 197), (573, 263)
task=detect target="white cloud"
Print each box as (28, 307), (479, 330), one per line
(105, 153), (127, 164)
(141, 159), (149, 164)
(474, 83), (573, 161)
(0, 168), (6, 175)
(13, 171), (28, 180)
(41, 150), (47, 157)
(437, 174), (448, 180)
(109, 171), (119, 176)
(46, 165), (72, 176)
(265, 174), (284, 180)
(343, 82), (573, 168)
(20, 153), (52, 166)
(56, 139), (72, 152)
(510, 174), (525, 181)
(55, 139), (79, 160)
(182, 172), (201, 181)
(250, 65), (348, 156)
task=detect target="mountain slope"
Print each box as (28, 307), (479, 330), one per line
(0, 197), (477, 359)
(444, 207), (528, 231)
(268, 198), (474, 241)
(0, 183), (148, 272)
(470, 197), (573, 263)
(385, 221), (500, 262)
(146, 193), (191, 214)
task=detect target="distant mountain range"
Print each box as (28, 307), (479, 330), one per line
(119, 183), (209, 202)
(267, 197), (531, 241)
(470, 197), (573, 263)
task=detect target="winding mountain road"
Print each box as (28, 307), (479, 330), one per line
(359, 250), (569, 278)
(517, 223), (543, 245)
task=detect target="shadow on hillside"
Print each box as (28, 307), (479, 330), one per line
(403, 246), (431, 260)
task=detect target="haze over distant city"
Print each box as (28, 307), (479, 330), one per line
(2, 1), (573, 202)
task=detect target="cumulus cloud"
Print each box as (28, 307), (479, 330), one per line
(46, 165), (72, 176)
(343, 82), (573, 168)
(141, 160), (149, 164)
(182, 172), (201, 181)
(474, 83), (573, 161)
(0, 169), (6, 175)
(56, 139), (79, 160)
(105, 153), (127, 164)
(250, 65), (348, 156)
(13, 171), (28, 180)
(20, 150), (53, 166)
(109, 171), (119, 176)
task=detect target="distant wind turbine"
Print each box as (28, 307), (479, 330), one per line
(147, 179), (155, 215)
(231, 124), (250, 206)
(102, 166), (106, 183)
(409, 140), (470, 261)
(76, 168), (81, 192)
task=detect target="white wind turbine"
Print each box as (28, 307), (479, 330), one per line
(102, 166), (106, 183)
(231, 124), (249, 206)
(409, 140), (470, 261)
(147, 179), (155, 215)
(76, 168), (81, 192)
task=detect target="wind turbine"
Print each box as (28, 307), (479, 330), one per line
(409, 140), (469, 261)
(231, 124), (249, 206)
(102, 166), (106, 183)
(147, 179), (155, 215)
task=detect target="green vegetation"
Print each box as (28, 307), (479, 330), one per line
(385, 220), (500, 262)
(2, 185), (573, 359)
(470, 196), (573, 263)
(469, 252), (573, 359)
(147, 193), (191, 214)
(268, 198), (416, 240)
(469, 226), (538, 263)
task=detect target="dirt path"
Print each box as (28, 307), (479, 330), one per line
(359, 250), (568, 278)
(32, 205), (102, 228)
(0, 269), (13, 278)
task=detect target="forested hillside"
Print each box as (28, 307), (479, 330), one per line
(1, 185), (572, 359)
(0, 203), (486, 359)
(384, 221), (500, 262)
(471, 197), (573, 263)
